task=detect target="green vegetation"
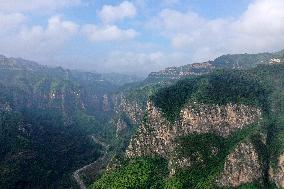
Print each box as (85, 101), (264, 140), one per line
(151, 70), (269, 122)
(91, 64), (284, 189)
(91, 124), (259, 189)
(0, 58), (118, 189)
(0, 109), (102, 189)
(123, 81), (173, 107)
(2, 54), (284, 188)
(166, 124), (259, 189)
(235, 183), (262, 189)
(212, 53), (273, 69)
(145, 50), (284, 83)
(232, 182), (277, 189)
(90, 157), (168, 189)
(250, 64), (284, 165)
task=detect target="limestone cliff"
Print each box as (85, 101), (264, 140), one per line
(126, 101), (261, 157)
(112, 94), (144, 136)
(271, 154), (284, 188)
(125, 101), (263, 187)
(216, 141), (262, 187)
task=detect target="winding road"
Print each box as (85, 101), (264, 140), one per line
(73, 136), (110, 189)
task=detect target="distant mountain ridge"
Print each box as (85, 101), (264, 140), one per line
(146, 50), (284, 82)
(0, 55), (45, 71)
(89, 49), (284, 189)
(1, 48), (284, 189)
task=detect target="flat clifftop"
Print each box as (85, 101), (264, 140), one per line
(147, 62), (214, 81)
(146, 50), (284, 83)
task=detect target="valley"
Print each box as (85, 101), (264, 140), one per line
(1, 1), (284, 188)
(1, 50), (284, 189)
(73, 136), (109, 189)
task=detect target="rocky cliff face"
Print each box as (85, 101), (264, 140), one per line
(181, 103), (262, 137)
(146, 62), (214, 81)
(126, 101), (262, 187)
(271, 154), (284, 188)
(126, 101), (261, 157)
(216, 141), (262, 187)
(112, 94), (144, 136)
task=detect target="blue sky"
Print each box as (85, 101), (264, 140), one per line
(0, 0), (283, 76)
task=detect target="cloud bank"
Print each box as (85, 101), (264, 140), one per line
(0, 0), (81, 12)
(98, 1), (137, 23)
(0, 0), (284, 75)
(82, 24), (138, 42)
(150, 0), (284, 61)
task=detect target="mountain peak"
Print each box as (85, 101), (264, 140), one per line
(0, 55), (44, 71)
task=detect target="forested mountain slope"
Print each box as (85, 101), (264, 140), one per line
(0, 55), (118, 189)
(146, 50), (284, 82)
(1, 49), (284, 189)
(91, 60), (284, 188)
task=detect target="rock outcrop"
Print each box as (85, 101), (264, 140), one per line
(125, 101), (262, 187)
(271, 154), (284, 188)
(126, 101), (261, 158)
(146, 62), (214, 81)
(216, 142), (262, 187)
(112, 94), (144, 136)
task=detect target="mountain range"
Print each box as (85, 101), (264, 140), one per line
(0, 49), (284, 189)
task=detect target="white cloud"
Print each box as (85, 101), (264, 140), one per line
(1, 0), (284, 76)
(98, 1), (137, 23)
(0, 12), (26, 32)
(149, 0), (284, 61)
(18, 16), (78, 43)
(94, 51), (192, 75)
(0, 0), (81, 13)
(171, 34), (193, 49)
(82, 24), (138, 42)
(0, 16), (78, 62)
(231, 0), (284, 52)
(150, 9), (205, 32)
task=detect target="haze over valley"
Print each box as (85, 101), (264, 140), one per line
(1, 0), (284, 189)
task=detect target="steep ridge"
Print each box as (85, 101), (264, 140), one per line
(126, 102), (262, 158)
(124, 70), (267, 188)
(0, 55), (118, 189)
(2, 50), (284, 189)
(91, 63), (284, 188)
(110, 50), (284, 143)
(145, 50), (284, 83)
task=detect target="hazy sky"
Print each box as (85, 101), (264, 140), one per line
(0, 0), (284, 75)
